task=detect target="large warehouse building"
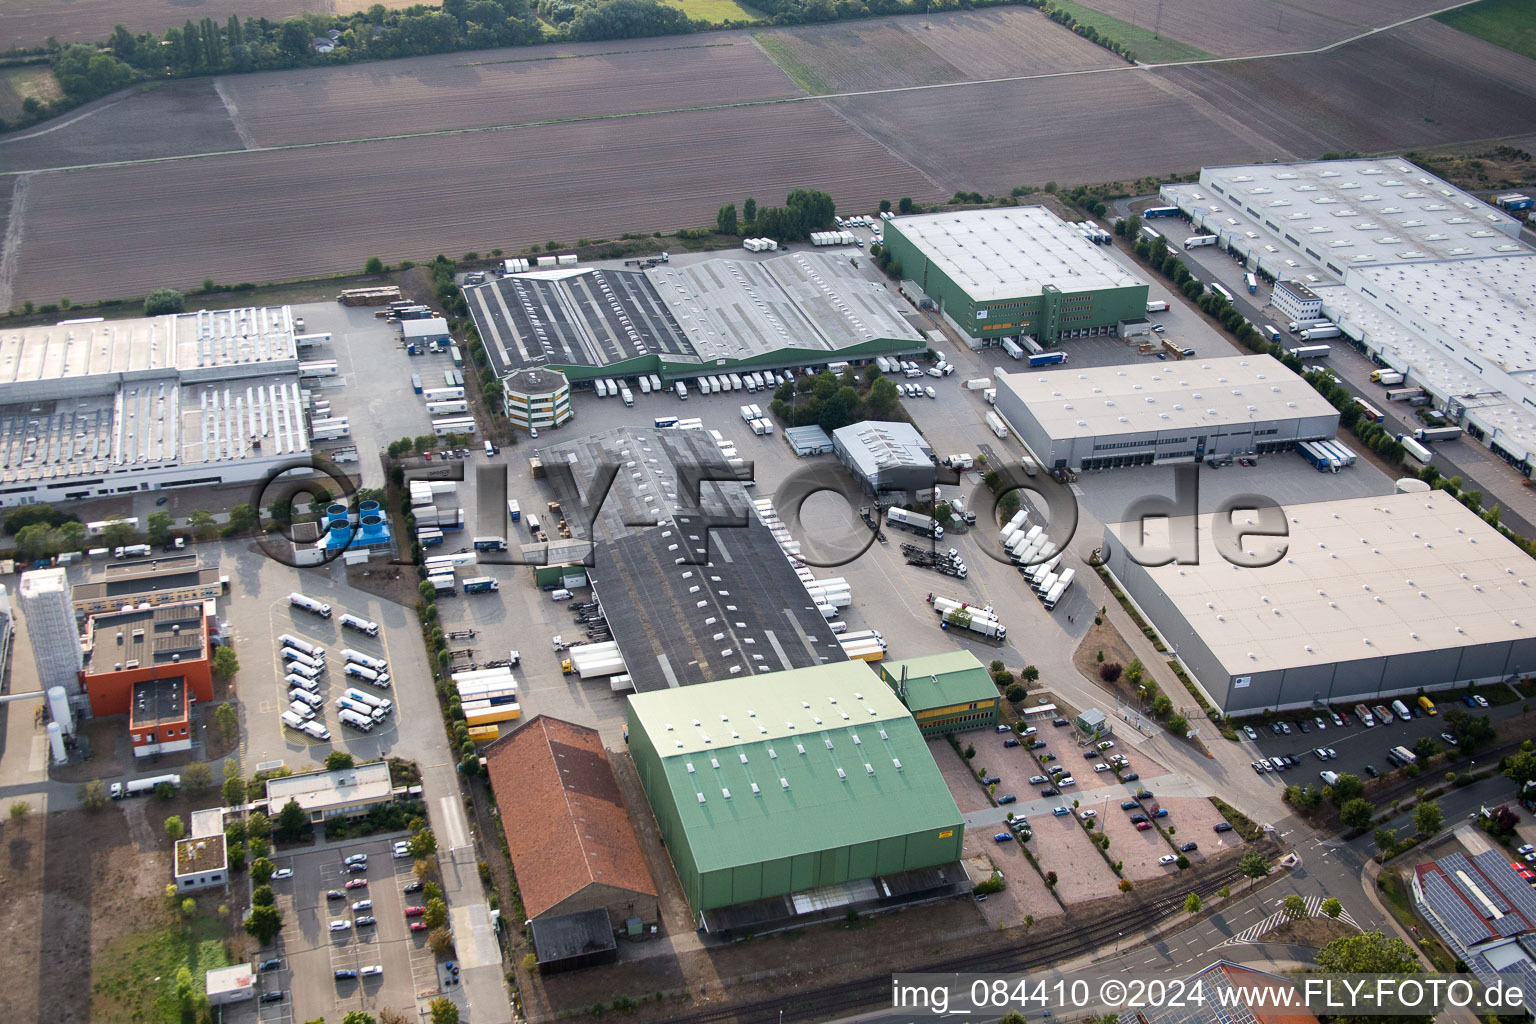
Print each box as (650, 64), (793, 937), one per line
(465, 252), (926, 390)
(1101, 492), (1536, 715)
(1162, 158), (1536, 473)
(626, 662), (968, 931)
(537, 427), (846, 692)
(0, 307), (312, 507)
(879, 207), (1149, 344)
(993, 354), (1339, 470)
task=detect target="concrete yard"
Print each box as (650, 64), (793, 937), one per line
(928, 738), (993, 814)
(1097, 800), (1180, 882)
(1159, 797), (1247, 855)
(962, 835), (1065, 928)
(1023, 806), (1121, 905)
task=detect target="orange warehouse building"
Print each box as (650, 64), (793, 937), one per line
(82, 602), (214, 718)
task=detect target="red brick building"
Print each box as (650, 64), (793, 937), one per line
(130, 676), (193, 757)
(82, 603), (213, 718)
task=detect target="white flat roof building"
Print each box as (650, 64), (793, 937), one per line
(1162, 159), (1536, 468)
(1102, 492), (1536, 714)
(885, 207), (1142, 303)
(0, 307), (310, 507)
(993, 355), (1339, 470)
(265, 760), (394, 820)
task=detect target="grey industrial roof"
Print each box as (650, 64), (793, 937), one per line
(85, 603), (204, 673)
(1352, 256), (1536, 370)
(528, 909), (616, 964)
(467, 255), (922, 376)
(130, 677), (187, 728)
(1108, 492), (1536, 675)
(887, 207), (1144, 303)
(1000, 355), (1336, 440)
(832, 420), (932, 479)
(1191, 158), (1523, 265)
(0, 307), (299, 402)
(537, 426), (843, 692)
(266, 761), (393, 813)
(652, 252), (923, 360)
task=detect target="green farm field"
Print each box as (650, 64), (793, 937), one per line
(662, 0), (766, 22)
(1436, 0), (1536, 61)
(1045, 0), (1208, 62)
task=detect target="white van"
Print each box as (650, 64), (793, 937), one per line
(1390, 699), (1412, 721)
(280, 710), (308, 731)
(289, 688), (324, 708)
(288, 700), (317, 720)
(550, 588), (574, 601)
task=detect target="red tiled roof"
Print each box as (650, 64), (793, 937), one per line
(484, 715), (656, 919)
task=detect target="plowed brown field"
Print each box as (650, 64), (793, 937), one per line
(1066, 0), (1449, 58)
(11, 100), (940, 304)
(754, 6), (1119, 94)
(221, 35), (802, 148)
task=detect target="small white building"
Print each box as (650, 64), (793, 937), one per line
(265, 760), (395, 823)
(1272, 280), (1323, 323)
(204, 963), (254, 1005)
(174, 833), (228, 891)
(401, 317), (451, 344)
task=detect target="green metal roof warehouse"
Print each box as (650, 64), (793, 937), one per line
(880, 207), (1149, 343)
(626, 662), (965, 921)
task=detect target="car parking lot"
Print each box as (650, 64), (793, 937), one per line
(1096, 793), (1178, 881)
(264, 837), (436, 1021)
(1025, 806), (1120, 904)
(1233, 693), (1510, 790)
(961, 827), (1063, 925)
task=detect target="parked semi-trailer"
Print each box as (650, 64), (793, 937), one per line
(277, 634), (324, 658)
(1387, 387), (1425, 403)
(941, 607), (1007, 640)
(1184, 235), (1217, 248)
(339, 708), (375, 732)
(1245, 273), (1258, 293)
(1370, 369), (1405, 385)
(344, 688), (394, 715)
(1399, 435), (1433, 464)
(110, 774), (181, 799)
(986, 412), (1009, 438)
(1288, 344), (1332, 359)
(1028, 351), (1066, 367)
(344, 663), (391, 687)
(339, 613), (379, 636)
(472, 537), (507, 551)
(342, 649), (388, 672)
(1001, 338), (1024, 360)
(289, 593), (332, 618)
(1299, 326), (1341, 341)
(1415, 426), (1463, 442)
(886, 507), (943, 539)
(463, 577), (499, 594)
(1146, 300), (1170, 313)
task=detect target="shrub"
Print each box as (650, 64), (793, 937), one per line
(1099, 662), (1123, 683)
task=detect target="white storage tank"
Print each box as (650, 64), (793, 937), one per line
(48, 722), (67, 765)
(48, 685), (74, 737)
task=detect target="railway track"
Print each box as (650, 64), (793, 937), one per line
(659, 867), (1246, 1024)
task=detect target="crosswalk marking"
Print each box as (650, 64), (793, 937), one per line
(1222, 896), (1357, 945)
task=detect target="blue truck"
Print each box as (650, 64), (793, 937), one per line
(1028, 352), (1066, 367)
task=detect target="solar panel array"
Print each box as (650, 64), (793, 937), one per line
(1420, 869), (1495, 947)
(1443, 852), (1513, 914)
(1473, 849), (1536, 925)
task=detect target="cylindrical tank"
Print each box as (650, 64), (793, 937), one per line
(47, 685), (74, 737)
(47, 722), (67, 765)
(360, 515), (385, 541)
(326, 503), (350, 528)
(358, 500), (380, 515)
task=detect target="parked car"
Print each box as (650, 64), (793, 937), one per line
(1052, 717), (1071, 727)
(1029, 740), (1047, 750)
(1084, 750), (1100, 760)
(1314, 716), (1328, 731)
(404, 880), (424, 894)
(1020, 727), (1037, 737)
(345, 879), (368, 890)
(271, 868), (293, 880)
(352, 900), (372, 912)
(1314, 747), (1331, 761)
(1121, 799), (1140, 810)
(1214, 822), (1234, 833)
(259, 959), (283, 972)
(1003, 738), (1021, 748)
(1098, 741), (1115, 750)
(1078, 809), (1096, 820)
(982, 776), (1001, 785)
(329, 921), (352, 932)
(1473, 694), (1489, 708)
(1122, 772), (1140, 781)
(361, 966), (383, 978)
(1130, 814), (1149, 824)
(1029, 775), (1049, 785)
(1280, 722), (1291, 734)
(1136, 821), (1153, 831)
(1252, 762), (1265, 774)
(335, 969), (357, 980)
(1326, 747), (1337, 759)
(994, 832), (1014, 843)
(355, 916), (377, 927)
(1179, 842), (1199, 852)
(1297, 719), (1310, 733)
(1243, 726), (1258, 740)
(344, 854), (368, 866)
(1158, 855), (1178, 866)
(1364, 764), (1379, 778)
(1153, 808), (1169, 819)
(1058, 776), (1076, 787)
(410, 921), (429, 932)
(1330, 712), (1344, 727)
(1441, 732), (1458, 746)
(1041, 787), (1060, 797)
(261, 991), (285, 1003)
(346, 863), (368, 874)
(998, 795), (1017, 805)
(1093, 763), (1111, 773)
(404, 906), (426, 917)
(326, 890), (345, 901)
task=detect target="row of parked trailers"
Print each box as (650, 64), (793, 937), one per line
(810, 231), (859, 246)
(749, 496), (858, 626)
(998, 510), (1075, 611)
(451, 666), (521, 733)
(1297, 439), (1359, 473)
